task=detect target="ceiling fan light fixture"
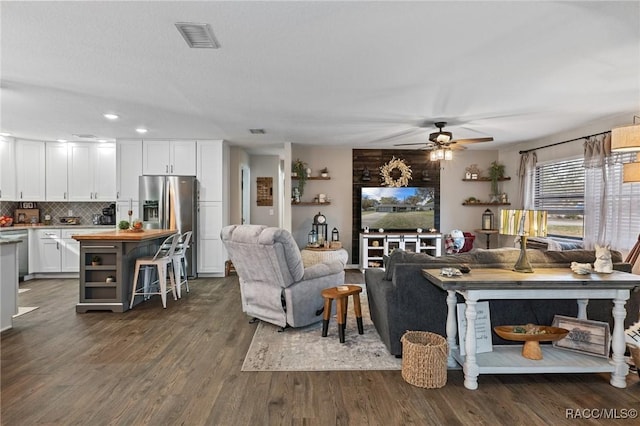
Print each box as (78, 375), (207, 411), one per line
(444, 149), (453, 161)
(429, 148), (453, 162)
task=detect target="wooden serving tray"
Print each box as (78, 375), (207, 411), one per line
(494, 325), (569, 342)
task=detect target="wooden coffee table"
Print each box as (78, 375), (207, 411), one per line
(321, 285), (364, 343)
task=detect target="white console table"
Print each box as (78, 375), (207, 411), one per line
(422, 268), (640, 390)
(360, 232), (441, 270)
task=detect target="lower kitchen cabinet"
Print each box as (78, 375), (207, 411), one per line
(29, 228), (103, 274)
(197, 202), (225, 275)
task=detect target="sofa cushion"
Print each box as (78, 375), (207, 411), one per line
(383, 250), (442, 280)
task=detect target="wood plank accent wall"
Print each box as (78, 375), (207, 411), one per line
(351, 149), (441, 264)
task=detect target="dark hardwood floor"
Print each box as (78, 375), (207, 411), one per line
(2, 271), (639, 425)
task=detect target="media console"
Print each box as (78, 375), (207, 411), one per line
(360, 232), (442, 270)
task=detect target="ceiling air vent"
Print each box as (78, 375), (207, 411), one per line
(175, 22), (221, 49)
(72, 134), (97, 139)
(249, 129), (266, 134)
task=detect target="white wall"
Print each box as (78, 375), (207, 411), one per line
(291, 145), (353, 260)
(228, 146), (250, 226)
(439, 149), (502, 249)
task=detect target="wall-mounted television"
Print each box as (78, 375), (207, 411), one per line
(361, 186), (435, 231)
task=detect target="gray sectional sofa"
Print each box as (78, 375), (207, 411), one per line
(364, 247), (640, 356)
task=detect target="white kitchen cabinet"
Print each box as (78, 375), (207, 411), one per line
(15, 140), (46, 201)
(30, 229), (62, 273)
(197, 140), (224, 202)
(116, 140), (143, 201)
(143, 140), (196, 176)
(29, 228), (102, 273)
(93, 144), (117, 201)
(61, 229), (82, 272)
(45, 142), (69, 201)
(197, 201), (225, 275)
(0, 137), (16, 200)
(67, 143), (116, 201)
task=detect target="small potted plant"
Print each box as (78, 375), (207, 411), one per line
(320, 167), (329, 178)
(91, 255), (101, 266)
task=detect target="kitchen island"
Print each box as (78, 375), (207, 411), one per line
(72, 229), (177, 312)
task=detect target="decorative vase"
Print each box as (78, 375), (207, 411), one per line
(489, 194), (501, 204)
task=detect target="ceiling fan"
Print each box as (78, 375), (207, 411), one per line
(394, 121), (494, 151)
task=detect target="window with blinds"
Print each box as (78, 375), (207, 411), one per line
(534, 158), (584, 238)
(585, 152), (640, 252)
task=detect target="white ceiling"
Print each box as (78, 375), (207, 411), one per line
(2, 1), (639, 152)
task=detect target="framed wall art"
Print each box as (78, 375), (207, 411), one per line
(552, 315), (611, 358)
(256, 177), (273, 206)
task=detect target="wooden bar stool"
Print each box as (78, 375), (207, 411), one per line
(321, 285), (364, 343)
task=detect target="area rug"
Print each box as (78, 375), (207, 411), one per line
(13, 306), (38, 318)
(242, 286), (402, 371)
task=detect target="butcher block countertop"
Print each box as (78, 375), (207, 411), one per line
(71, 229), (177, 242)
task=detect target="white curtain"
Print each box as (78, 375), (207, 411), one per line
(517, 151), (537, 209)
(583, 134), (610, 248)
(583, 133), (640, 253)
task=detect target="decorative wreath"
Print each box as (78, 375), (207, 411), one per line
(380, 157), (412, 187)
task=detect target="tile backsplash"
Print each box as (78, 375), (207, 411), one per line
(0, 201), (115, 225)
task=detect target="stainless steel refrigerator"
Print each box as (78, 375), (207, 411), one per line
(139, 175), (197, 277)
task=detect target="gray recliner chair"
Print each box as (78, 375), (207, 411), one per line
(221, 224), (345, 328)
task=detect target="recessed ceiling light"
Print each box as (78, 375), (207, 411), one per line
(249, 129), (266, 134)
(57, 139), (68, 143)
(103, 113), (119, 120)
(136, 128), (148, 134)
(0, 132), (12, 137)
(98, 139), (108, 143)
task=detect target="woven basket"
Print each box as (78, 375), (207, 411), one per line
(401, 331), (448, 388)
(628, 344), (640, 379)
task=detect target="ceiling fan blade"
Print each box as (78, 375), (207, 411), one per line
(368, 128), (423, 144)
(394, 142), (434, 147)
(452, 137), (494, 144)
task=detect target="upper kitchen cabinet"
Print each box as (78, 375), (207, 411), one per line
(45, 142), (69, 201)
(142, 140), (196, 176)
(197, 140), (225, 202)
(67, 143), (116, 201)
(117, 140), (143, 201)
(0, 137), (16, 200)
(15, 140), (46, 201)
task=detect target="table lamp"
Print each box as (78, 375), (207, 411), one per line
(499, 209), (547, 273)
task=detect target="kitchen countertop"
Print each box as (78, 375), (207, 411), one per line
(0, 224), (115, 233)
(0, 238), (23, 245)
(72, 229), (177, 242)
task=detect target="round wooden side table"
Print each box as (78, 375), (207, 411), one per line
(320, 285), (364, 343)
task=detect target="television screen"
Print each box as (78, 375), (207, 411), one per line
(361, 187), (435, 231)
